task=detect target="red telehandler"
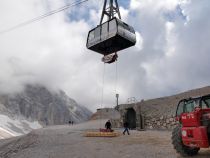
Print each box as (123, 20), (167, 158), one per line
(172, 94), (210, 156)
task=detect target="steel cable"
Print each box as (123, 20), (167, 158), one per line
(0, 0), (88, 35)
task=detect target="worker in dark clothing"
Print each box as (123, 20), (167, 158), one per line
(123, 122), (130, 135)
(105, 120), (112, 131)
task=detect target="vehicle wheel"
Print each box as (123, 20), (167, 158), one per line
(172, 125), (200, 156)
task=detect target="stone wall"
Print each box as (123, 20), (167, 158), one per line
(118, 86), (210, 130)
(145, 115), (178, 130)
(110, 114), (179, 130)
(136, 86), (210, 130)
(111, 114), (178, 130)
(91, 86), (210, 130)
(90, 108), (120, 120)
(110, 119), (122, 128)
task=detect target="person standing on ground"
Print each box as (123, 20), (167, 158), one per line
(123, 121), (130, 135)
(105, 120), (112, 131)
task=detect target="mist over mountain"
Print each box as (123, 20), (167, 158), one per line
(0, 84), (92, 126)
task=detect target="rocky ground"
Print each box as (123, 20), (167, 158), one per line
(0, 120), (210, 158)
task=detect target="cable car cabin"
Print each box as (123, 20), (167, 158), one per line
(87, 17), (136, 56)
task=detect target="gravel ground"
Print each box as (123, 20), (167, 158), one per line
(0, 120), (210, 158)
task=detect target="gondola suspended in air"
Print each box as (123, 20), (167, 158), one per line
(86, 0), (136, 62)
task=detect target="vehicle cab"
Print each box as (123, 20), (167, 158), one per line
(175, 95), (210, 148)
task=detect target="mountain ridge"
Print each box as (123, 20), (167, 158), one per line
(0, 84), (92, 139)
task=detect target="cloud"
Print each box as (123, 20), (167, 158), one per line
(130, 0), (179, 11)
(0, 0), (210, 111)
(125, 0), (210, 99)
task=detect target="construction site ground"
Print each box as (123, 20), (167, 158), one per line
(0, 120), (210, 158)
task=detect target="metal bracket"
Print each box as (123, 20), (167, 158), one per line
(100, 0), (121, 24)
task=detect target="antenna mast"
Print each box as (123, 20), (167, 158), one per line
(100, 0), (121, 24)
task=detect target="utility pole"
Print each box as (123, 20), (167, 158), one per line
(116, 93), (119, 107)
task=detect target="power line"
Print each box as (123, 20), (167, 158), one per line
(0, 0), (88, 35)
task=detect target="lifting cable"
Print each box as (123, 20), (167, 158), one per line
(100, 63), (106, 128)
(100, 57), (118, 129)
(115, 59), (118, 97)
(114, 58), (118, 122)
(0, 0), (89, 35)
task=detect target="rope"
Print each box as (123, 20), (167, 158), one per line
(100, 63), (106, 129)
(99, 54), (119, 131)
(114, 54), (119, 123)
(115, 59), (118, 95)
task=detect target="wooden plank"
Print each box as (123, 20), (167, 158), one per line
(84, 131), (120, 137)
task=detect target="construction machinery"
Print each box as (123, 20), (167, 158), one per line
(172, 94), (210, 156)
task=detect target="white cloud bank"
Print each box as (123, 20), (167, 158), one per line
(0, 0), (210, 111)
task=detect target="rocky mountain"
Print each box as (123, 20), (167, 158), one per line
(0, 114), (41, 139)
(0, 85), (92, 126)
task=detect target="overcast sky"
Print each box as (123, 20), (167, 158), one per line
(0, 0), (210, 111)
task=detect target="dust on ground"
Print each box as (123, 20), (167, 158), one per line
(0, 120), (210, 158)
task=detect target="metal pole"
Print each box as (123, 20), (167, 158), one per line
(115, 0), (121, 19)
(110, 0), (114, 19)
(116, 93), (119, 107)
(100, 0), (107, 24)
